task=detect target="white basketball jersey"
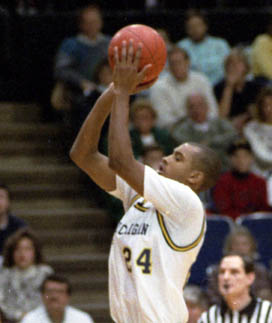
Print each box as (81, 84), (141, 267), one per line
(109, 166), (206, 323)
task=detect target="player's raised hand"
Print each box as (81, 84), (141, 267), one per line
(113, 40), (151, 94)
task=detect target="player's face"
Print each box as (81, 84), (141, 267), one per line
(42, 281), (69, 312)
(0, 189), (9, 217)
(186, 16), (207, 42)
(13, 237), (36, 270)
(158, 143), (196, 185)
(218, 255), (254, 299)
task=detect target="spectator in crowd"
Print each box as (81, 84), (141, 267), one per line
(206, 226), (272, 305)
(54, 4), (110, 96)
(199, 253), (272, 322)
(183, 285), (209, 323)
(0, 183), (27, 265)
(214, 48), (262, 134)
(53, 4), (110, 140)
(72, 57), (113, 152)
(149, 47), (218, 129)
(251, 15), (272, 85)
(212, 139), (271, 219)
(243, 86), (272, 178)
(0, 228), (53, 322)
(129, 98), (175, 159)
(21, 274), (94, 323)
(171, 93), (237, 170)
(177, 9), (230, 85)
(142, 145), (164, 170)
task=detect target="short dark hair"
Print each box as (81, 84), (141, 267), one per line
(41, 274), (72, 295)
(185, 9), (208, 26)
(221, 253), (255, 274)
(227, 139), (252, 156)
(3, 228), (43, 267)
(188, 142), (222, 191)
(168, 46), (190, 61)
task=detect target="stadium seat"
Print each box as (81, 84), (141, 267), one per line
(236, 212), (272, 269)
(189, 214), (234, 286)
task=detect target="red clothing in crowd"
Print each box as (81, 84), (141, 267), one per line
(212, 171), (271, 220)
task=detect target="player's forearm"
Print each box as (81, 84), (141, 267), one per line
(108, 91), (134, 172)
(70, 84), (114, 161)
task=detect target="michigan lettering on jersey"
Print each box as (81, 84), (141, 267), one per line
(117, 222), (150, 235)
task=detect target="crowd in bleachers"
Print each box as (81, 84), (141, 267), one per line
(1, 2), (272, 322)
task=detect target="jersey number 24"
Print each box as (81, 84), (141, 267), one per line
(123, 247), (152, 274)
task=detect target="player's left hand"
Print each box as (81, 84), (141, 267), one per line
(113, 39), (152, 95)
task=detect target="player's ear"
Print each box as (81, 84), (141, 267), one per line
(188, 170), (204, 186)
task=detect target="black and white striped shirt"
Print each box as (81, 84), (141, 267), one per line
(198, 297), (272, 323)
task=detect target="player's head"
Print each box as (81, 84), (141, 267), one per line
(218, 254), (255, 301)
(158, 142), (221, 193)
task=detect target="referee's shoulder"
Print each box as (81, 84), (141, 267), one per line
(198, 304), (219, 322)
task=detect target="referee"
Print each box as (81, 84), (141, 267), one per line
(199, 253), (272, 322)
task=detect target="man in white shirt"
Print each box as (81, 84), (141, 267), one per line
(21, 275), (94, 323)
(149, 47), (218, 129)
(70, 40), (221, 322)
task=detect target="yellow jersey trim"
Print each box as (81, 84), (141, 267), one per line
(129, 194), (141, 208)
(156, 211), (206, 252)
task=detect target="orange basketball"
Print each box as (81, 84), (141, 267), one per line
(108, 24), (167, 85)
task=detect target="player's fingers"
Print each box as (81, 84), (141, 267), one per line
(134, 43), (143, 67)
(121, 40), (127, 63)
(127, 39), (134, 64)
(114, 46), (119, 65)
(138, 64), (152, 82)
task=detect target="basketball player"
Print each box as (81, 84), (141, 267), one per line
(70, 40), (221, 323)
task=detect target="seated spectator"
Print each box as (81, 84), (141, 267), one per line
(0, 183), (27, 266)
(0, 228), (53, 322)
(72, 57), (113, 152)
(130, 98), (175, 159)
(243, 86), (272, 178)
(251, 15), (272, 86)
(149, 47), (218, 129)
(171, 93), (237, 170)
(142, 145), (164, 170)
(21, 274), (94, 323)
(53, 4), (110, 143)
(200, 253), (272, 322)
(212, 139), (271, 219)
(214, 48), (262, 134)
(177, 9), (230, 85)
(183, 285), (209, 323)
(206, 226), (272, 305)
